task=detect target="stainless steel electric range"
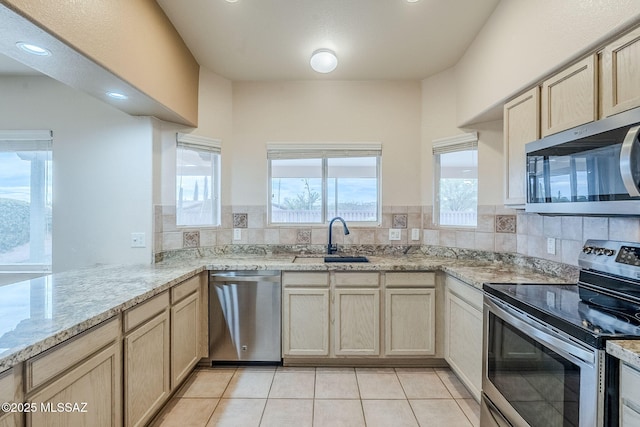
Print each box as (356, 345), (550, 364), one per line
(482, 239), (640, 427)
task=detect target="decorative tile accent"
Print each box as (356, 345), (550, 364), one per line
(296, 229), (312, 244)
(183, 231), (200, 248)
(392, 214), (408, 229)
(495, 215), (516, 234)
(233, 213), (248, 228)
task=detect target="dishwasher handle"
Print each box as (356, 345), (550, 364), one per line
(210, 270), (281, 283)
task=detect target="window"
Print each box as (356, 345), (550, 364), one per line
(433, 133), (478, 227)
(176, 133), (221, 227)
(0, 130), (53, 271)
(268, 143), (381, 224)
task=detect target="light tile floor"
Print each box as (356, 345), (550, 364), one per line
(150, 366), (480, 427)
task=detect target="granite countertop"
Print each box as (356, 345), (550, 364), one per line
(0, 253), (573, 372)
(607, 340), (640, 369)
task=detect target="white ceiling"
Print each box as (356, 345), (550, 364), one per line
(157, 0), (500, 81)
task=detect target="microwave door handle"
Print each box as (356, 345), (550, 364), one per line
(620, 124), (640, 197)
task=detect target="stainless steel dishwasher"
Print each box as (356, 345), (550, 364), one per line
(209, 271), (281, 363)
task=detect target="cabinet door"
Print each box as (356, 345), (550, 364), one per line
(283, 288), (330, 356)
(124, 310), (170, 427)
(171, 291), (200, 389)
(385, 288), (435, 356)
(444, 289), (482, 401)
(602, 27), (640, 117)
(334, 289), (380, 356)
(621, 402), (640, 427)
(0, 367), (22, 427)
(541, 54), (597, 136)
(26, 344), (121, 427)
(503, 87), (540, 206)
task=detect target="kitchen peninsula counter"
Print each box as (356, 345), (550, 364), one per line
(0, 253), (573, 372)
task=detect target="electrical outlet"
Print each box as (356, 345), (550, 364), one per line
(131, 232), (146, 248)
(389, 229), (401, 241)
(411, 228), (420, 241)
(547, 237), (556, 255)
(233, 228), (242, 240)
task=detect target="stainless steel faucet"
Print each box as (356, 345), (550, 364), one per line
(328, 216), (350, 254)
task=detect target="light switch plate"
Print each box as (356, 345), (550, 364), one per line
(389, 229), (401, 241)
(233, 228), (242, 240)
(131, 232), (146, 248)
(411, 228), (420, 241)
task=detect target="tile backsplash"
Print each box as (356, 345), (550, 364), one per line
(154, 204), (640, 267)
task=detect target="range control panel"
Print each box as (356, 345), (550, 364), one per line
(616, 246), (640, 267)
(579, 240), (640, 280)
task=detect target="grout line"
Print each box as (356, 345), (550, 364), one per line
(395, 367), (420, 427)
(453, 398), (477, 427)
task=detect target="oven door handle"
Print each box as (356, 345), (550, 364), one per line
(486, 297), (595, 365)
(620, 124), (640, 197)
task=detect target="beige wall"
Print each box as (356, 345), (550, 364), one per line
(421, 68), (504, 207)
(155, 68), (233, 208)
(0, 76), (155, 271)
(455, 0), (640, 125)
(2, 0), (200, 126)
(231, 80), (422, 207)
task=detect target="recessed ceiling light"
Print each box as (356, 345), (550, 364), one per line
(225, 0), (239, 2)
(16, 42), (51, 56)
(106, 91), (128, 100)
(310, 49), (338, 74)
(406, 0), (420, 2)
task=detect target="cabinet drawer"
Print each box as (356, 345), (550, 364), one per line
(334, 272), (379, 287)
(26, 317), (119, 392)
(171, 275), (200, 303)
(283, 272), (329, 287)
(621, 362), (640, 404)
(124, 291), (169, 332)
(385, 272), (435, 288)
(445, 275), (482, 311)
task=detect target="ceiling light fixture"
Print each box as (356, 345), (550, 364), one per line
(310, 49), (338, 74)
(16, 42), (51, 56)
(106, 91), (128, 100)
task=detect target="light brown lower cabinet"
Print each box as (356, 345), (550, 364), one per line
(283, 271), (438, 362)
(385, 288), (435, 356)
(620, 362), (640, 427)
(124, 305), (170, 427)
(171, 291), (200, 388)
(334, 288), (380, 356)
(0, 366), (23, 427)
(26, 343), (121, 427)
(444, 276), (483, 401)
(283, 288), (330, 356)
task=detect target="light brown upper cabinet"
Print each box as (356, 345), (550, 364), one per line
(541, 55), (598, 137)
(503, 87), (540, 206)
(601, 27), (640, 118)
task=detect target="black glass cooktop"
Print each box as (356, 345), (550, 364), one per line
(483, 282), (640, 349)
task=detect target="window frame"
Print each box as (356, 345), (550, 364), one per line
(0, 130), (53, 273)
(175, 132), (221, 228)
(267, 143), (382, 226)
(432, 132), (478, 229)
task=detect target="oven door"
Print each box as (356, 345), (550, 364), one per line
(483, 295), (603, 427)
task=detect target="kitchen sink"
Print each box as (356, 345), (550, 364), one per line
(292, 255), (369, 263)
(324, 256), (369, 263)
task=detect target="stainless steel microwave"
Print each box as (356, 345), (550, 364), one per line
(526, 107), (640, 215)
